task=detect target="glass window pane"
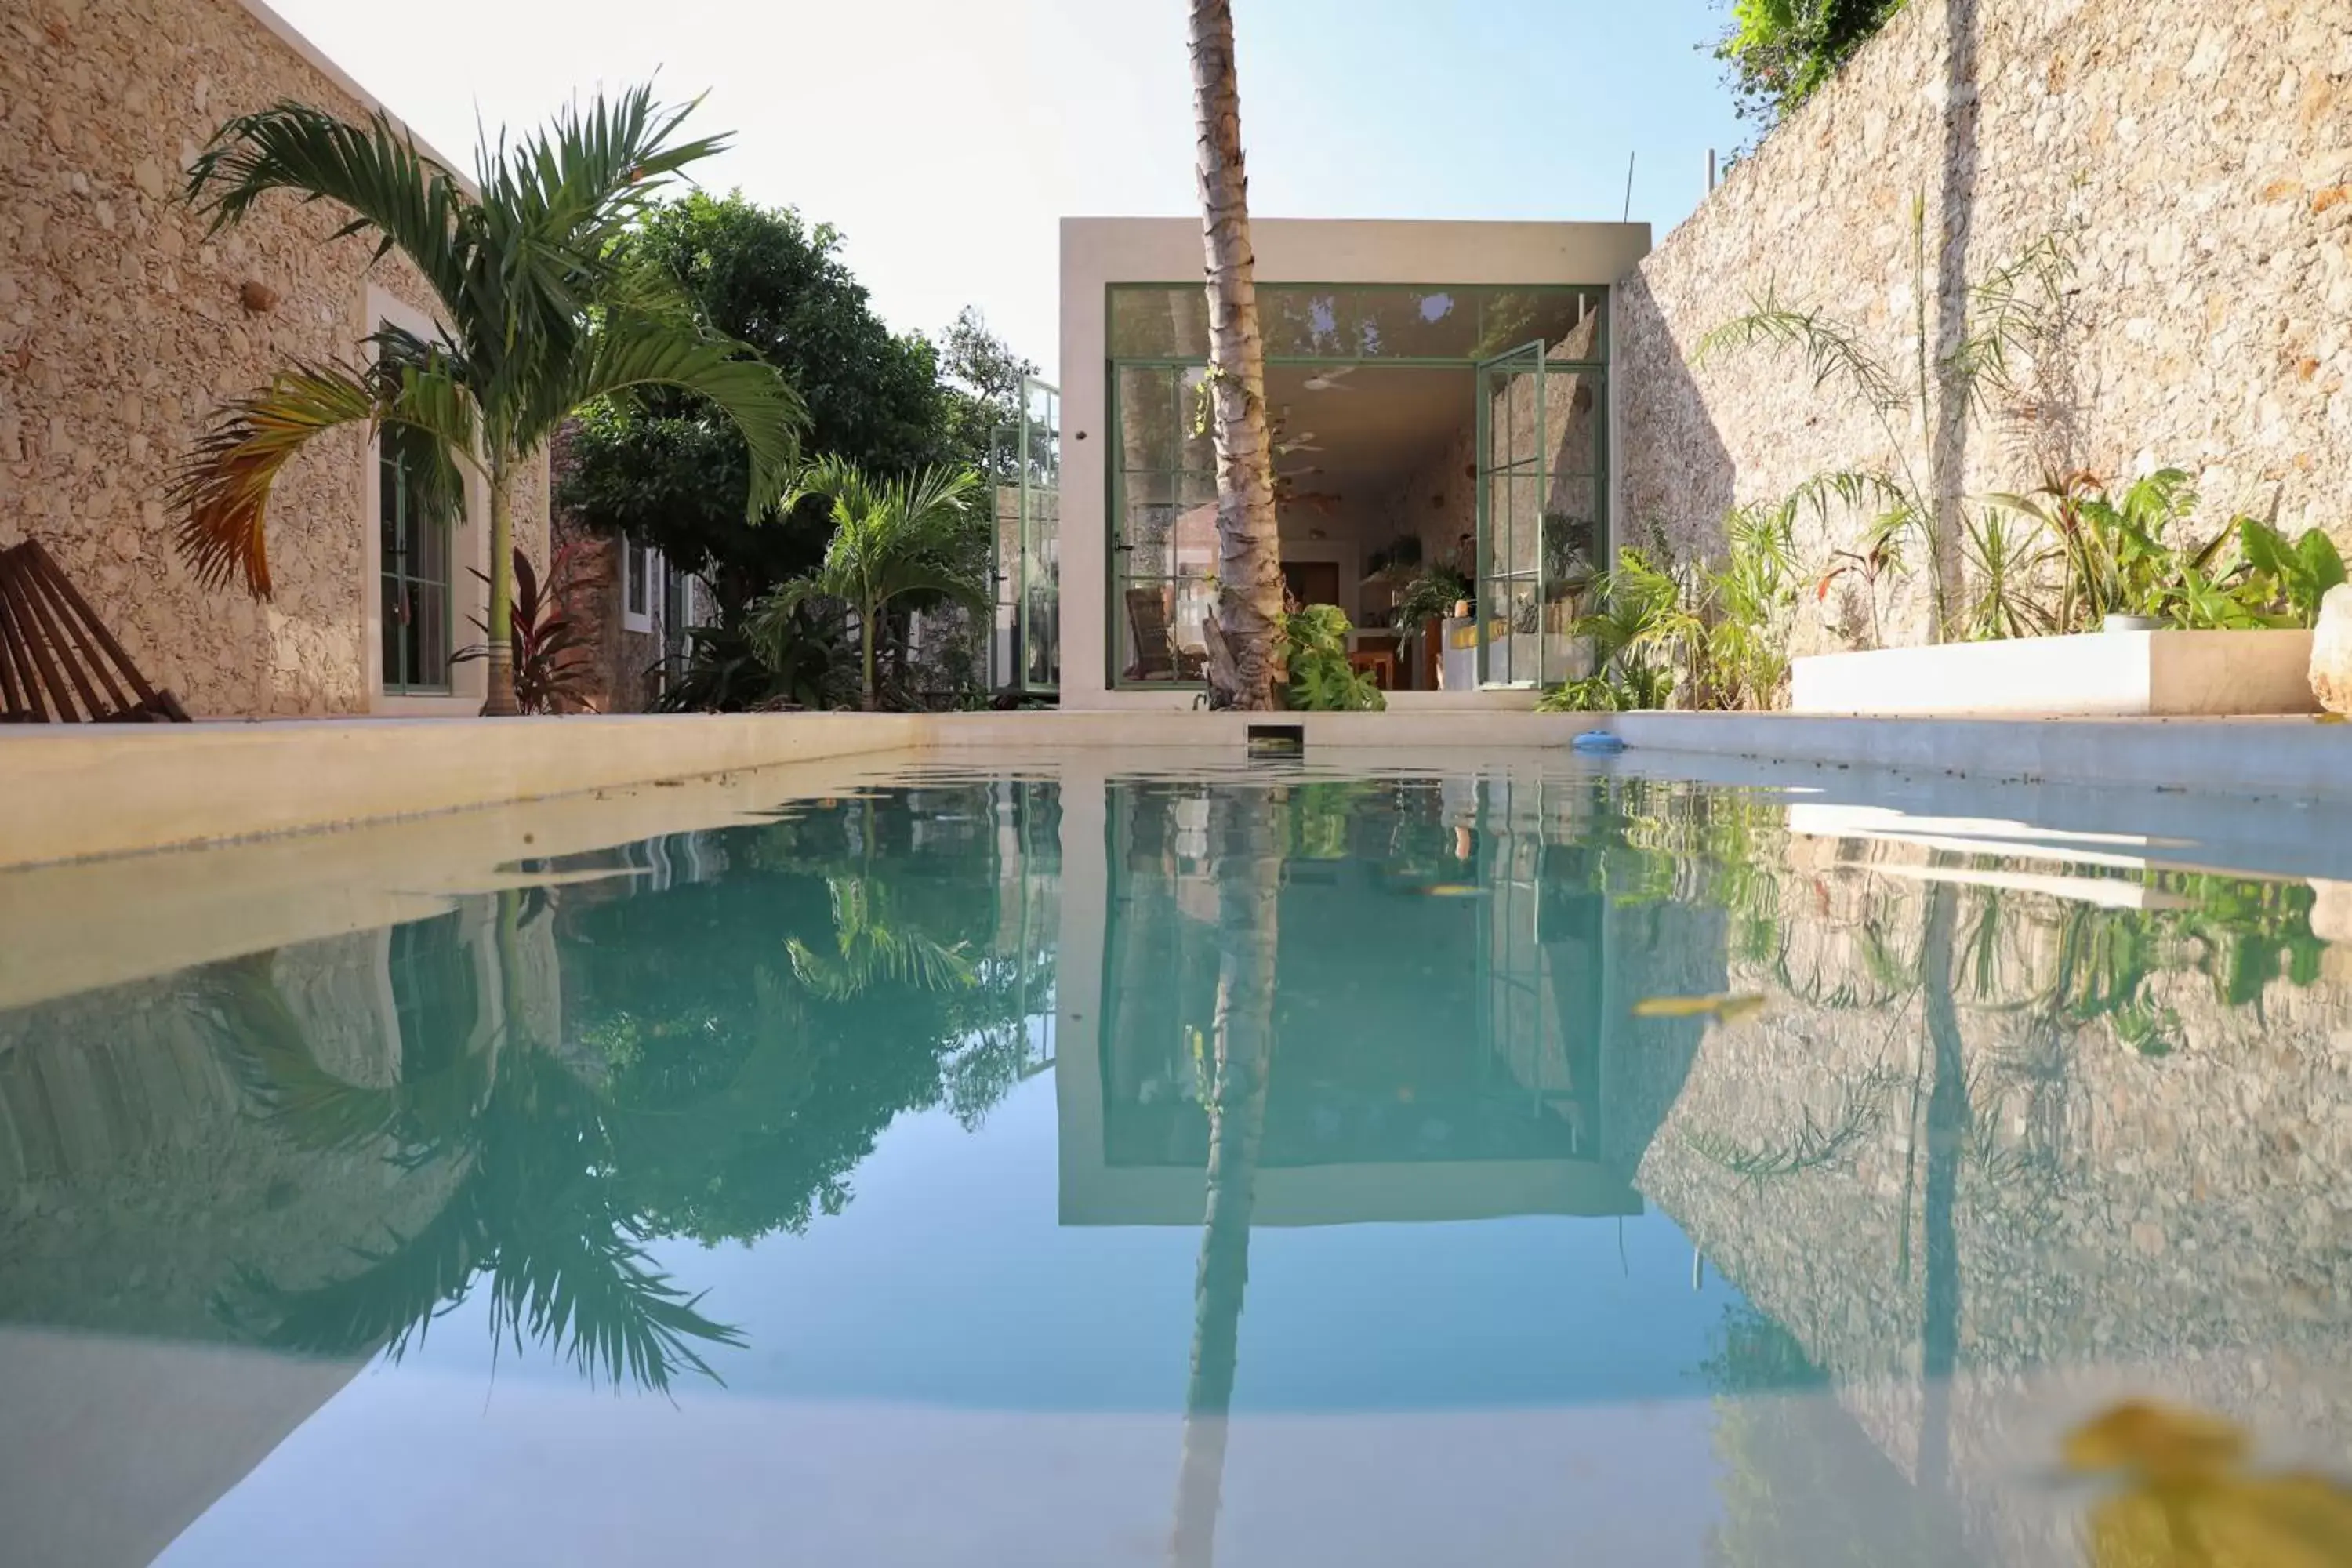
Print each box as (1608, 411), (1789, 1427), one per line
(397, 580), (426, 693)
(1109, 288), (1211, 359)
(1115, 365), (1184, 474)
(1478, 289), (1604, 363)
(381, 575), (404, 688)
(1175, 367), (1215, 474)
(414, 583), (449, 688)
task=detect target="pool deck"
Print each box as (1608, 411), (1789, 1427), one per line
(0, 708), (2345, 870)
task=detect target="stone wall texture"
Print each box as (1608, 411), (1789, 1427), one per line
(0, 0), (550, 717)
(1617, 0), (2352, 655)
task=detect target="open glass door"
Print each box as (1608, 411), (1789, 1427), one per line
(1475, 340), (1607, 689)
(993, 379), (1061, 695)
(1018, 379), (1061, 694)
(1475, 342), (1547, 687)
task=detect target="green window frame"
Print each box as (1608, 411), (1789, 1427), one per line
(1104, 283), (1611, 691)
(379, 424), (453, 695)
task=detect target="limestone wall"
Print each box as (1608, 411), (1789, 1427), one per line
(0, 0), (550, 717)
(1617, 0), (2352, 654)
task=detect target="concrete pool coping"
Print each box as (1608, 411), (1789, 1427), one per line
(0, 707), (2346, 870)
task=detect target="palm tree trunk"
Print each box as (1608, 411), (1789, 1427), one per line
(1169, 786), (1281, 1568)
(482, 454), (519, 716)
(1188, 0), (1285, 710)
(860, 598), (879, 712)
(1916, 878), (1967, 1490)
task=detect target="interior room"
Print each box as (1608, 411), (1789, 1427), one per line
(1109, 282), (1609, 695)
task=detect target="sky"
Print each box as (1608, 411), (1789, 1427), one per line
(264, 0), (1749, 376)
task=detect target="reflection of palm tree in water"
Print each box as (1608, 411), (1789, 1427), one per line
(1170, 788), (1283, 1568)
(196, 891), (745, 1395)
(198, 857), (1007, 1396)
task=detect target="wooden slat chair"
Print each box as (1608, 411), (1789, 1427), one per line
(1123, 585), (1207, 682)
(0, 538), (191, 722)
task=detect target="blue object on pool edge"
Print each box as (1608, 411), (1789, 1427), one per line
(1571, 730), (1627, 753)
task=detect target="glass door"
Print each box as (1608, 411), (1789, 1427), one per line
(1475, 342), (1547, 688)
(1475, 343), (1609, 688)
(1110, 364), (1218, 687)
(993, 379), (1061, 695)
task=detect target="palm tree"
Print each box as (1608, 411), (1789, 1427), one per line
(1188, 0), (1286, 710)
(1169, 786), (1283, 1568)
(173, 86), (806, 714)
(746, 456), (987, 711)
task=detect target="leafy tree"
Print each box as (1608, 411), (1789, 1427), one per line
(175, 90), (804, 715)
(746, 458), (989, 711)
(1713, 0), (1908, 132)
(558, 194), (954, 623)
(935, 304), (1040, 481)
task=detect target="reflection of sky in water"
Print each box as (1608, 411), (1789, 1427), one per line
(9, 761), (2351, 1567)
(381, 1074), (1740, 1411)
(159, 1071), (1734, 1566)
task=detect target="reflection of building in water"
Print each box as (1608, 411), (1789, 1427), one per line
(1054, 771), (1714, 1227)
(0, 901), (543, 1568)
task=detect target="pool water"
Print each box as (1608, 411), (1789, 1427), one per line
(3, 756), (2349, 1566)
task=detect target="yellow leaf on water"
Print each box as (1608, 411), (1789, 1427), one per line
(1632, 993), (1768, 1023)
(2069, 1402), (2352, 1568)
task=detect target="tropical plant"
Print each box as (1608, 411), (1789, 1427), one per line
(174, 86), (807, 713)
(785, 873), (978, 1000)
(452, 544), (595, 713)
(1715, 0), (1909, 132)
(1538, 515), (1800, 714)
(2238, 517), (2348, 627)
(1686, 503), (1802, 709)
(1958, 508), (2058, 639)
(655, 616), (819, 713)
(1280, 602), (1385, 711)
(557, 197), (1016, 640)
(1394, 561), (1472, 629)
(1538, 546), (1685, 712)
(1189, 0), (1286, 710)
(1697, 216), (2071, 644)
(746, 457), (987, 711)
(1986, 468), (2201, 630)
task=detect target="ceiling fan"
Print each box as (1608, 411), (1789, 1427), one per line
(1301, 365), (1359, 394)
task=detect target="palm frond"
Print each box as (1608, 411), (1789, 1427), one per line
(546, 310), (807, 513)
(190, 953), (414, 1157)
(167, 365), (383, 597)
(485, 1213), (745, 1395)
(1950, 232), (2074, 415)
(470, 88), (728, 391)
(169, 355), (478, 597)
(1694, 284), (1906, 416)
(186, 100), (470, 316)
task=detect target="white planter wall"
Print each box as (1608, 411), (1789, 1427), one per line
(1791, 630), (2320, 717)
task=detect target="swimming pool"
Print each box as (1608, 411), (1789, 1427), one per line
(3, 750), (2347, 1566)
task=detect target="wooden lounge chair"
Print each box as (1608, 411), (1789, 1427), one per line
(1123, 585), (1206, 682)
(0, 538), (191, 722)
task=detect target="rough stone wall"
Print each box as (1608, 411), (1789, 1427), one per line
(1617, 0), (2352, 654)
(0, 0), (550, 716)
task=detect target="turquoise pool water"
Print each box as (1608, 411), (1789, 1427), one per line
(2, 757), (2348, 1565)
